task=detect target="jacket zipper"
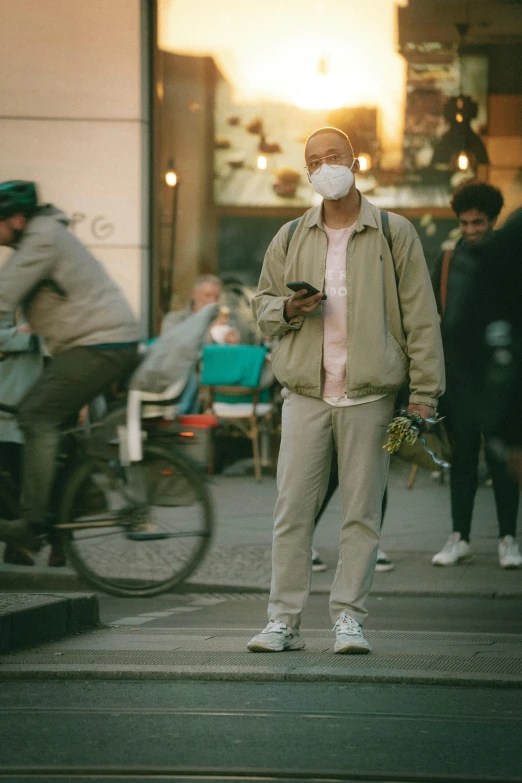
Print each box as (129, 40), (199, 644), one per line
(344, 230), (357, 394)
(318, 227), (328, 393)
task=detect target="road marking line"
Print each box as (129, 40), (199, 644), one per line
(110, 617), (152, 626)
(111, 594), (232, 626)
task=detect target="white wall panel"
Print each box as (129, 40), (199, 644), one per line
(0, 119), (143, 248)
(0, 0), (149, 329)
(0, 0), (141, 119)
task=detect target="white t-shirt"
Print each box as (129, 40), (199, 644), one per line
(322, 223), (387, 408)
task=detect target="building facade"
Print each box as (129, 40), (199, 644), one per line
(3, 1), (522, 338)
(0, 0), (152, 333)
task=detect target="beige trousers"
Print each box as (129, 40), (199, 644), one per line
(268, 391), (394, 626)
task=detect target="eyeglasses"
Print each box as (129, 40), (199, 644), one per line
(304, 153), (352, 175)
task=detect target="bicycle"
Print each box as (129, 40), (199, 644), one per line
(0, 401), (214, 597)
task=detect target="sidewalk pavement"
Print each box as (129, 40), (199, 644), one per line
(2, 457), (519, 597)
(1, 619), (521, 687)
(1, 457), (521, 684)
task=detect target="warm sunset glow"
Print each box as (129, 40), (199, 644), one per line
(293, 60), (344, 109)
(158, 0), (408, 160)
(458, 153), (470, 171)
(358, 153), (372, 172)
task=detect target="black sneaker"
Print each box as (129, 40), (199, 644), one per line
(312, 550), (328, 572)
(375, 548), (394, 572)
(3, 545), (35, 566)
(0, 519), (43, 552)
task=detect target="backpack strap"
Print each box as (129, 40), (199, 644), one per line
(440, 249), (453, 314)
(380, 209), (393, 255)
(285, 217), (301, 254)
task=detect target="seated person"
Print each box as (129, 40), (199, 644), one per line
(161, 276), (240, 415)
(161, 275), (240, 345)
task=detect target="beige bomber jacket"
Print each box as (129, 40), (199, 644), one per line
(251, 194), (445, 408)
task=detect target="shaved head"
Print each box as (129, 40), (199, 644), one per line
(305, 127), (354, 156)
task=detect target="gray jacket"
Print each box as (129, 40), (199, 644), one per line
(0, 318), (44, 443)
(131, 304), (219, 394)
(0, 206), (139, 355)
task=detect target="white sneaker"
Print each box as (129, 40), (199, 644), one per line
(247, 620), (305, 652)
(333, 612), (371, 654)
(498, 536), (522, 569)
(432, 532), (472, 566)
(375, 548), (395, 572)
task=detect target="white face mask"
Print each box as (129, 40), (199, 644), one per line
(309, 160), (356, 201)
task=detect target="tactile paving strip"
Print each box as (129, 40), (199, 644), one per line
(2, 648), (522, 675)
(108, 627), (522, 644)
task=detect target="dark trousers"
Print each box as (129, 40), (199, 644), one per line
(18, 345), (138, 527)
(444, 385), (519, 541)
(314, 450), (388, 529)
(0, 442), (23, 519)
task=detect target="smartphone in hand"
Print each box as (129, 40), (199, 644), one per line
(287, 281), (327, 300)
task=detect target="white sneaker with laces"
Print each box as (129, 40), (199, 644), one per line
(247, 620), (305, 652)
(333, 612), (371, 654)
(432, 532), (472, 566)
(498, 535), (522, 568)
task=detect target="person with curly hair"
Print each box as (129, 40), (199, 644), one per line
(431, 182), (521, 569)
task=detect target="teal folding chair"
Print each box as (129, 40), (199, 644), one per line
(200, 345), (275, 481)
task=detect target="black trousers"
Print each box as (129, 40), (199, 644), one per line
(18, 345), (138, 527)
(0, 442), (23, 519)
(444, 384), (519, 541)
(314, 450), (388, 529)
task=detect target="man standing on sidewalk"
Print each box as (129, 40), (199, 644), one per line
(248, 127), (444, 654)
(431, 183), (522, 569)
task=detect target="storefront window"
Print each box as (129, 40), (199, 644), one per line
(158, 0), (489, 210)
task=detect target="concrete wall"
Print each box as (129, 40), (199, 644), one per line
(0, 0), (150, 329)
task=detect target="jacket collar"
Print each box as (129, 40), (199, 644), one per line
(303, 192), (379, 233)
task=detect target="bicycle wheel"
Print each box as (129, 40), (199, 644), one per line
(58, 444), (214, 597)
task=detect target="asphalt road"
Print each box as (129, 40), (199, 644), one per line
(2, 679), (521, 781)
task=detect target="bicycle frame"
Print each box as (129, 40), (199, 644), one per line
(0, 398), (210, 536)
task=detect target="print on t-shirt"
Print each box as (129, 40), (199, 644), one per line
(322, 223), (356, 397)
(325, 266), (347, 298)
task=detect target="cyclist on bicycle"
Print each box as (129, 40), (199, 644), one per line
(0, 180), (140, 555)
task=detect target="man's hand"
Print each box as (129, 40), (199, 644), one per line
(285, 290), (323, 321)
(407, 403), (436, 429)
